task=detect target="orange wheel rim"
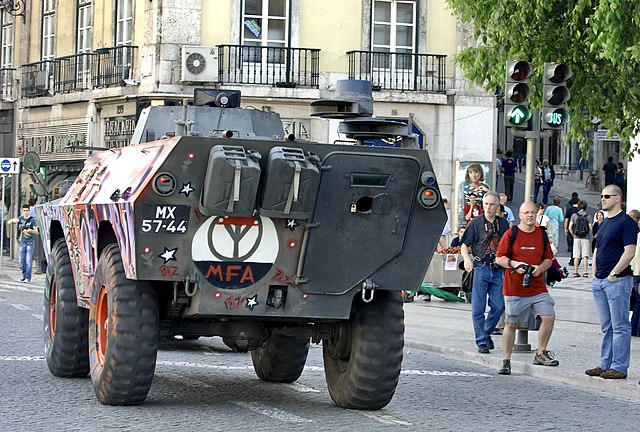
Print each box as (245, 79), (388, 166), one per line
(96, 284), (108, 364)
(48, 275), (57, 338)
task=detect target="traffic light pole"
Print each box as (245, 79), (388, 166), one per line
(512, 120), (551, 352)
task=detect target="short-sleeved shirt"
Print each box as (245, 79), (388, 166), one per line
(565, 205), (579, 223)
(570, 210), (592, 239)
(502, 158), (516, 177)
(497, 227), (554, 296)
(463, 203), (483, 220)
(503, 206), (515, 224)
(461, 215), (510, 260)
(594, 212), (639, 278)
(17, 215), (37, 246)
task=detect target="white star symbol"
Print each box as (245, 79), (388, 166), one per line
(180, 182), (194, 197)
(245, 295), (259, 311)
(286, 219), (297, 230)
(159, 247), (178, 263)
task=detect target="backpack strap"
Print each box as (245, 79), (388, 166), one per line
(508, 225), (549, 261)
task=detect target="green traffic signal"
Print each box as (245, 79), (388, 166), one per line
(507, 105), (531, 126)
(544, 108), (569, 127)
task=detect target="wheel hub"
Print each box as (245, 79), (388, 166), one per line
(48, 275), (57, 338)
(95, 284), (109, 364)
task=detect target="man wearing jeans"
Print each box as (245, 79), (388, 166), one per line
(460, 192), (509, 353)
(586, 185), (638, 379)
(7, 204), (39, 283)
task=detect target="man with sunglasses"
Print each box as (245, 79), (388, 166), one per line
(586, 185), (638, 380)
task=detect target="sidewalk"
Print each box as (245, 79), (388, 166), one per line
(405, 255), (640, 400)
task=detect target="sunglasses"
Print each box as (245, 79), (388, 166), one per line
(601, 194), (618, 199)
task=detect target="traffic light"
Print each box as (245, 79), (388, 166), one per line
(542, 63), (572, 130)
(504, 60), (532, 128)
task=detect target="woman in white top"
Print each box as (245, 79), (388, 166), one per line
(536, 202), (550, 230)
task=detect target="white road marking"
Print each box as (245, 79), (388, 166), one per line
(401, 370), (491, 377)
(11, 303), (31, 310)
(0, 282), (41, 293)
(157, 360), (254, 370)
(0, 356), (44, 361)
(32, 314), (43, 321)
(358, 411), (412, 426)
(199, 346), (222, 356)
(281, 382), (320, 393)
(233, 401), (313, 423)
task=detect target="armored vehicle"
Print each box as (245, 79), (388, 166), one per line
(37, 81), (446, 409)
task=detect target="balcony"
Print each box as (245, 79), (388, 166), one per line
(347, 50), (447, 93)
(217, 44), (320, 88)
(0, 68), (16, 101)
(20, 46), (137, 98)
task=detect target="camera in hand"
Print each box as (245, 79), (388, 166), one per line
(515, 264), (535, 287)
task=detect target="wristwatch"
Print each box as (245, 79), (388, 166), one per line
(609, 271), (617, 278)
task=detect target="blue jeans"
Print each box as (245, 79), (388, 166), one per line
(542, 182), (553, 204)
(19, 241), (35, 281)
(533, 184), (541, 203)
(471, 265), (505, 347)
(592, 276), (632, 373)
(630, 276), (640, 336)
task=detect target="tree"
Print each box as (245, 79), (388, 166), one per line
(446, 0), (640, 158)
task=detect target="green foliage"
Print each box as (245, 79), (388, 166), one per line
(447, 0), (640, 158)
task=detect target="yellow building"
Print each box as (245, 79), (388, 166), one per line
(1, 0), (496, 213)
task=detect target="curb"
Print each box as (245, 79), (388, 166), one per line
(405, 339), (640, 400)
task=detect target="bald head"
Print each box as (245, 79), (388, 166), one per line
(518, 201), (538, 231)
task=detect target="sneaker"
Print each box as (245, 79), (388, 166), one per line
(487, 336), (495, 350)
(533, 350), (559, 366)
(600, 369), (627, 379)
(585, 367), (605, 377)
(477, 345), (490, 354)
(498, 359), (511, 375)
(19, 278), (25, 282)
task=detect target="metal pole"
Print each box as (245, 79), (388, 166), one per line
(1, 175), (5, 271)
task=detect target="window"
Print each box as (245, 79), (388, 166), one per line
(372, 0), (415, 69)
(115, 0), (133, 46)
(77, 1), (92, 85)
(42, 0), (56, 60)
(77, 1), (92, 54)
(1, 11), (13, 68)
(241, 0), (288, 63)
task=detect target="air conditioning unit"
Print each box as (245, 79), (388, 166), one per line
(181, 46), (217, 82)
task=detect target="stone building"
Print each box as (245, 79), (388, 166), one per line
(1, 0), (497, 219)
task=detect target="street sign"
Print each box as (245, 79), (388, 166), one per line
(0, 157), (20, 175)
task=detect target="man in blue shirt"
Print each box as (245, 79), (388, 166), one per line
(7, 204), (39, 283)
(586, 185), (638, 380)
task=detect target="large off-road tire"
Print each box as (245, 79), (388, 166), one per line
(89, 244), (159, 406)
(323, 291), (404, 410)
(251, 332), (310, 383)
(44, 239), (89, 377)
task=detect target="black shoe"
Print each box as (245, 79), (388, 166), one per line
(487, 336), (495, 350)
(492, 328), (503, 335)
(498, 360), (511, 375)
(478, 345), (490, 354)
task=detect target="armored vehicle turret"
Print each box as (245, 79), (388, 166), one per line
(37, 81), (446, 409)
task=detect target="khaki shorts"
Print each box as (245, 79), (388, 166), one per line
(504, 292), (555, 325)
(572, 238), (591, 259)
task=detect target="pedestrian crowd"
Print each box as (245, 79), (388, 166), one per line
(453, 184), (640, 379)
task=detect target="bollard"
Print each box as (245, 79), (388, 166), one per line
(513, 313), (541, 352)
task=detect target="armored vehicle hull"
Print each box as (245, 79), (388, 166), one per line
(37, 103), (445, 409)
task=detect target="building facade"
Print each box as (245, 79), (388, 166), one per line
(2, 0), (497, 220)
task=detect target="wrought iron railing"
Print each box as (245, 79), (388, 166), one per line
(347, 50), (447, 93)
(21, 60), (56, 98)
(217, 44), (320, 88)
(0, 68), (16, 100)
(55, 53), (94, 93)
(20, 46), (138, 98)
(92, 45), (137, 88)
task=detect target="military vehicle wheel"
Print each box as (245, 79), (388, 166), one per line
(323, 291), (404, 410)
(44, 239), (89, 377)
(251, 332), (310, 382)
(89, 244), (159, 406)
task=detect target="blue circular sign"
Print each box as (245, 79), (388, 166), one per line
(0, 159), (10, 172)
